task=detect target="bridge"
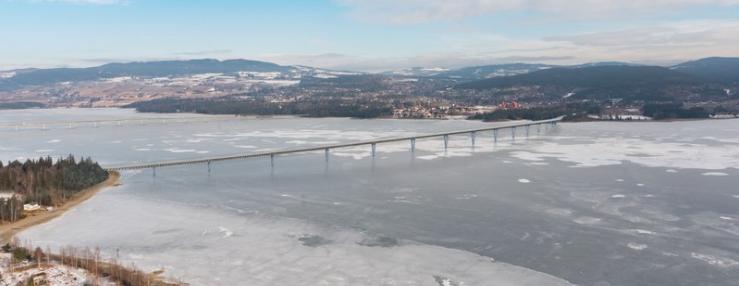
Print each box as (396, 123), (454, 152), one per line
(105, 116), (563, 174)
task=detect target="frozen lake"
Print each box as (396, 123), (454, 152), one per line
(4, 108), (738, 286)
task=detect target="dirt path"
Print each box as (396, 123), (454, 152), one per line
(0, 171), (121, 243)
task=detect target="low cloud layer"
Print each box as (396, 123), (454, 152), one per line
(338, 0), (739, 23)
(260, 19), (739, 71)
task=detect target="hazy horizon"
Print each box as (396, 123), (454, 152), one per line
(2, 0), (739, 72)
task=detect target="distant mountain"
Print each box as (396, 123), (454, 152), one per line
(456, 65), (711, 101)
(0, 59), (293, 90)
(437, 63), (556, 80)
(458, 65), (699, 89)
(672, 57), (739, 84)
(570, 61), (641, 68)
(383, 63), (555, 79)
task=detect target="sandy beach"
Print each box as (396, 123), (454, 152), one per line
(0, 171), (120, 243)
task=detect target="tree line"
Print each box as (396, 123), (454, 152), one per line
(0, 155), (108, 223)
(126, 97), (395, 119)
(468, 103), (601, 122)
(4, 241), (184, 286)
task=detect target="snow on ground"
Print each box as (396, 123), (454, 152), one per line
(0, 253), (110, 286)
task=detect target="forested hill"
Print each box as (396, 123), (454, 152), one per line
(0, 59), (290, 90)
(456, 65), (701, 90)
(0, 156), (109, 223)
(672, 57), (739, 84)
(453, 65), (737, 102)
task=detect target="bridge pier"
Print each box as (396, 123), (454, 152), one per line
(410, 138), (416, 153)
(371, 143), (377, 157)
(325, 148), (330, 162)
(152, 167), (156, 177)
(493, 129), (498, 144)
(526, 125), (530, 138)
(470, 131), (476, 149)
(443, 135), (449, 151)
(270, 154), (275, 168)
(512, 127), (516, 141)
(207, 161), (211, 173)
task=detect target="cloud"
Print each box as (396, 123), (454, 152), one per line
(259, 51), (574, 72)
(544, 20), (739, 63)
(175, 49), (233, 56)
(337, 0), (739, 23)
(256, 19), (739, 71)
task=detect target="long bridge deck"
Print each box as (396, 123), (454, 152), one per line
(105, 116), (563, 171)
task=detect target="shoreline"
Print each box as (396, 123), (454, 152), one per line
(0, 171), (120, 243)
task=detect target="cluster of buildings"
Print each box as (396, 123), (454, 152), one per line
(393, 104), (498, 119)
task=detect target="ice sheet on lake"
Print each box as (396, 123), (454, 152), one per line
(19, 193), (573, 286)
(510, 135), (739, 170)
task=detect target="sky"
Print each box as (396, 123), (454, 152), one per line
(1, 0), (739, 71)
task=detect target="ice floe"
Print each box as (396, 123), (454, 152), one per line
(164, 148), (198, 153)
(633, 229), (656, 235)
(691, 253), (739, 268)
(627, 243), (647, 251)
(232, 145), (257, 149)
(702, 172), (729, 176)
(574, 217), (601, 225)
